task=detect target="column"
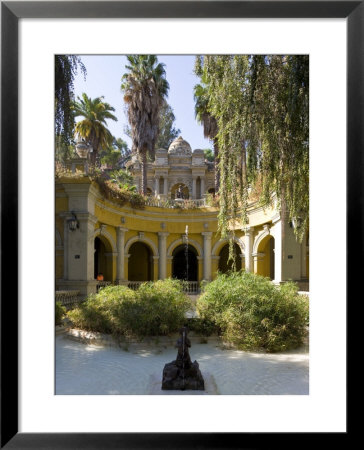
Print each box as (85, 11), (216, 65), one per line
(124, 254), (130, 282)
(200, 177), (205, 197)
(240, 253), (245, 271)
(202, 232), (212, 281)
(252, 252), (265, 274)
(211, 255), (220, 278)
(301, 233), (308, 279)
(271, 218), (282, 283)
(116, 227), (128, 283)
(192, 177), (197, 199)
(158, 232), (169, 279)
(153, 256), (159, 280)
(154, 176), (159, 196)
(164, 177), (168, 196)
(244, 227), (254, 273)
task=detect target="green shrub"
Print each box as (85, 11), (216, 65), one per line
(55, 301), (66, 325)
(186, 317), (219, 336)
(67, 285), (136, 335)
(131, 279), (192, 337)
(197, 271), (309, 352)
(67, 279), (192, 338)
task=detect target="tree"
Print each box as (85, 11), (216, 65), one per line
(72, 93), (118, 166)
(197, 55), (251, 257)
(55, 134), (77, 163)
(124, 101), (180, 151)
(155, 101), (181, 149)
(55, 55), (86, 144)
(197, 54), (309, 266)
(121, 55), (169, 194)
(193, 80), (220, 193)
(203, 148), (214, 162)
(249, 55), (309, 246)
(99, 137), (131, 169)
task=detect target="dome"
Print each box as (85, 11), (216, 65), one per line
(168, 136), (192, 156)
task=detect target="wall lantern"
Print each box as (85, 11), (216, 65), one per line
(68, 212), (79, 231)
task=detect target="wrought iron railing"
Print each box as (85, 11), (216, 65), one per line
(55, 290), (80, 307)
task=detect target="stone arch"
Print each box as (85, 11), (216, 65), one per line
(254, 234), (275, 280)
(212, 236), (245, 256)
(125, 234), (159, 257)
(218, 243), (243, 273)
(172, 244), (198, 281)
(170, 183), (189, 200)
(252, 225), (271, 255)
(94, 227), (117, 253)
(128, 241), (154, 281)
(94, 233), (115, 281)
(167, 238), (203, 258)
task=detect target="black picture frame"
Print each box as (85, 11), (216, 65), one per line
(1, 1), (357, 448)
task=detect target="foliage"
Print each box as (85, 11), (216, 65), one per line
(55, 55), (86, 145)
(121, 55), (169, 194)
(195, 56), (250, 251)
(99, 137), (131, 169)
(55, 134), (77, 164)
(67, 280), (192, 338)
(186, 317), (218, 337)
(203, 148), (215, 162)
(248, 55), (309, 243)
(204, 193), (220, 207)
(109, 168), (134, 186)
(155, 101), (181, 149)
(195, 55), (309, 264)
(55, 301), (66, 325)
(93, 176), (145, 209)
(193, 81), (220, 192)
(197, 272), (309, 352)
(72, 93), (118, 165)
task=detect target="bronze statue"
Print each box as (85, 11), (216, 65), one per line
(161, 326), (204, 390)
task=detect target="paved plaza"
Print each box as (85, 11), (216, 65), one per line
(56, 334), (309, 395)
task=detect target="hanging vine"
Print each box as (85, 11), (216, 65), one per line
(194, 55), (309, 265)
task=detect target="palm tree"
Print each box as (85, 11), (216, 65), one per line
(72, 93), (117, 166)
(55, 55), (86, 144)
(194, 83), (220, 193)
(121, 55), (169, 195)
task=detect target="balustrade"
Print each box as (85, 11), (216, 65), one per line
(55, 290), (80, 308)
(127, 280), (200, 294)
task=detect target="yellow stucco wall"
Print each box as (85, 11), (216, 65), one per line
(56, 178), (308, 284)
(256, 236), (274, 278)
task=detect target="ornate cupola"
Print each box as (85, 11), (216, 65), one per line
(168, 136), (192, 156)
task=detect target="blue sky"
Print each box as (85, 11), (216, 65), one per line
(73, 55), (211, 151)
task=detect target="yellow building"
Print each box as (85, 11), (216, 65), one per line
(56, 163), (309, 298)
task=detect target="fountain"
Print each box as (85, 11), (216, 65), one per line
(161, 326), (205, 390)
